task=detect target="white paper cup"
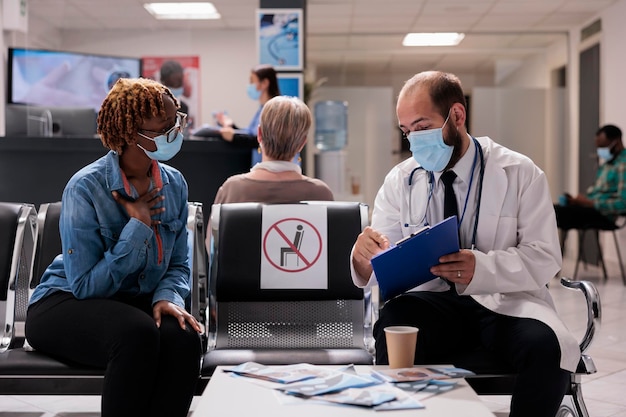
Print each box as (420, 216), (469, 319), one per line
(384, 326), (419, 369)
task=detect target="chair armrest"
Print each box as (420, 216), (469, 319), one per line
(187, 201), (208, 325)
(560, 277), (601, 353)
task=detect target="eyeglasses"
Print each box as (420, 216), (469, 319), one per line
(138, 112), (187, 143)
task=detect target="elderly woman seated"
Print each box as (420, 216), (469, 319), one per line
(206, 95), (333, 252)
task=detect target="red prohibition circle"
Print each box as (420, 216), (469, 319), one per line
(263, 217), (323, 272)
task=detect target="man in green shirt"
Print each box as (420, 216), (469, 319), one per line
(555, 124), (626, 234)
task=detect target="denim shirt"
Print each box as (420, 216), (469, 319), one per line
(29, 151), (191, 308)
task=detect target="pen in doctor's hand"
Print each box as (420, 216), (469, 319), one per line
(360, 227), (390, 255)
(353, 227), (390, 284)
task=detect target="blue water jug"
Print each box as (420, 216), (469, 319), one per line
(314, 101), (347, 151)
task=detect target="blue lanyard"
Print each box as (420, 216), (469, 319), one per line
(405, 137), (485, 249)
(458, 139), (480, 228)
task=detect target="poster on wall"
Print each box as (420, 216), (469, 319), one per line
(277, 73), (303, 100)
(141, 56), (200, 129)
(256, 8), (303, 71)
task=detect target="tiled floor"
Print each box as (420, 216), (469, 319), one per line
(1, 257), (625, 416)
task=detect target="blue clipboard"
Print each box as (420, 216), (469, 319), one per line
(371, 216), (460, 302)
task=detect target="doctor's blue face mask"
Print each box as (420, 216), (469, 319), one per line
(407, 110), (453, 172)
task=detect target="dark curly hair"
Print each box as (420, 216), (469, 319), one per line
(597, 124), (622, 141)
(97, 78), (178, 154)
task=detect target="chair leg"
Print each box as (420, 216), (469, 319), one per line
(612, 231), (626, 285)
(560, 229), (568, 255)
(557, 378), (590, 417)
(574, 230), (587, 280)
(594, 230), (609, 281)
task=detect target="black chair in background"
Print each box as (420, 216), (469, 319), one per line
(566, 217), (626, 285)
(201, 201), (374, 382)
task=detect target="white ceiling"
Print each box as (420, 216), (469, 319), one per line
(26, 0), (617, 80)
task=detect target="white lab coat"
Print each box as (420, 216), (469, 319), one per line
(352, 136), (580, 372)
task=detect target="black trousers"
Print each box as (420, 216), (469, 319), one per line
(374, 289), (570, 417)
(26, 291), (202, 417)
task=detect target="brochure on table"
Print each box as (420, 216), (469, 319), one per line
(224, 362), (474, 411)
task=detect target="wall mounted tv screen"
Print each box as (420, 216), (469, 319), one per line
(8, 47), (142, 112)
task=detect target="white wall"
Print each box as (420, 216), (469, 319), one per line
(496, 53), (550, 88)
(601, 0), (626, 129)
(471, 87), (567, 202)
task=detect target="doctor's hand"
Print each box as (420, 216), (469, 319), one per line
(430, 249), (476, 286)
(352, 226), (390, 283)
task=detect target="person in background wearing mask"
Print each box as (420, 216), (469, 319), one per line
(25, 78), (202, 417)
(555, 124), (626, 238)
(160, 60), (192, 129)
(215, 64), (299, 166)
(350, 71), (579, 417)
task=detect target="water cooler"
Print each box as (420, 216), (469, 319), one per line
(314, 100), (348, 195)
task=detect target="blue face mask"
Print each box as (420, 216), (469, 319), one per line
(407, 113), (452, 172)
(247, 83), (261, 101)
(597, 147), (612, 161)
(138, 131), (184, 161)
(169, 87), (184, 98)
(137, 112), (186, 161)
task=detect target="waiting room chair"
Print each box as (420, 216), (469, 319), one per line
(460, 277), (601, 417)
(562, 217), (626, 285)
(31, 202), (62, 301)
(187, 201), (209, 331)
(0, 201), (209, 395)
(201, 201), (374, 381)
(0, 202), (37, 353)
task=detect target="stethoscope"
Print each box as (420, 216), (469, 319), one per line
(404, 137), (485, 250)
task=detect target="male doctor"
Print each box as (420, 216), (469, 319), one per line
(351, 71), (579, 417)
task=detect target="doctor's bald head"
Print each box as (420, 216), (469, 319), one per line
(398, 71), (467, 120)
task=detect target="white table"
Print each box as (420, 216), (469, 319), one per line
(193, 365), (496, 416)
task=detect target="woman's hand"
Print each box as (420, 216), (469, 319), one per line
(153, 300), (203, 333)
(112, 188), (165, 227)
(215, 111), (233, 128)
(219, 126), (235, 142)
